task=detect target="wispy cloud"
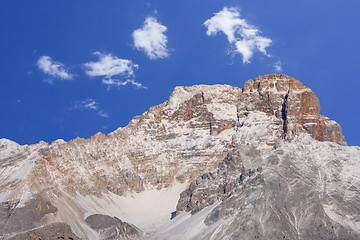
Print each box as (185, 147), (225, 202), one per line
(71, 98), (109, 118)
(204, 7), (272, 63)
(274, 61), (282, 72)
(83, 52), (145, 89)
(37, 56), (73, 82)
(132, 17), (169, 59)
(102, 79), (146, 89)
(97, 110), (109, 118)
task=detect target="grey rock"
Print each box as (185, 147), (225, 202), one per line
(85, 214), (141, 239)
(6, 222), (80, 240)
(174, 142), (360, 240)
(0, 194), (57, 237)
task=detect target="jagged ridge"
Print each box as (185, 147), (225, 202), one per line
(0, 74), (358, 240)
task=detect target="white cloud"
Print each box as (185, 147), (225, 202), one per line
(72, 99), (97, 111)
(84, 52), (145, 89)
(37, 56), (73, 80)
(84, 52), (137, 78)
(204, 7), (272, 63)
(98, 110), (109, 118)
(71, 98), (109, 118)
(132, 17), (169, 59)
(274, 61), (282, 72)
(102, 78), (147, 89)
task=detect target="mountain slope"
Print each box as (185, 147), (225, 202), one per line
(0, 74), (359, 239)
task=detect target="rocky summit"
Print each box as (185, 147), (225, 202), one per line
(0, 74), (359, 240)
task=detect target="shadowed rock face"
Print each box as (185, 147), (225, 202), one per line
(85, 214), (141, 239)
(175, 142), (360, 240)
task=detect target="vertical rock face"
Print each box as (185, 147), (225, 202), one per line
(239, 74), (346, 145)
(0, 74), (358, 240)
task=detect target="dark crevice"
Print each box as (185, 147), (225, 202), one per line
(236, 106), (241, 130)
(281, 91), (289, 139)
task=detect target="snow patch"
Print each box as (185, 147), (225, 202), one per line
(76, 182), (188, 232)
(150, 201), (221, 240)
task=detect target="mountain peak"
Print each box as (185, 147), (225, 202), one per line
(0, 74), (356, 240)
(164, 74), (346, 145)
(241, 74), (346, 145)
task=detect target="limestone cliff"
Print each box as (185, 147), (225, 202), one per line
(240, 74), (346, 145)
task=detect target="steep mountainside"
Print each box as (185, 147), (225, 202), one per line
(0, 74), (359, 239)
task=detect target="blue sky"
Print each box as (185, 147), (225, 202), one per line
(1, 0), (359, 146)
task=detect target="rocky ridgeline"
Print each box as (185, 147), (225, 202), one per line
(0, 74), (358, 240)
(17, 74), (346, 196)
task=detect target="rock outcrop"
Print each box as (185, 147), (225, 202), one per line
(0, 74), (358, 240)
(85, 214), (141, 239)
(239, 74), (346, 145)
(0, 194), (58, 237)
(7, 223), (80, 240)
